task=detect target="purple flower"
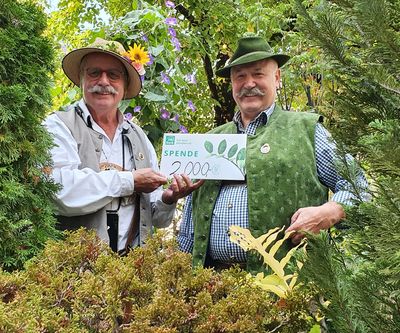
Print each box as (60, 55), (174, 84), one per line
(186, 72), (196, 84)
(179, 125), (188, 133)
(141, 34), (148, 42)
(171, 36), (181, 51)
(160, 107), (170, 119)
(124, 112), (133, 120)
(165, 17), (177, 26)
(133, 106), (141, 113)
(161, 72), (170, 84)
(147, 53), (154, 65)
(168, 27), (176, 37)
(172, 114), (180, 123)
(140, 75), (145, 82)
(188, 100), (196, 112)
(165, 0), (175, 8)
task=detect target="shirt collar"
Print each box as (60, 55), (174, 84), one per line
(233, 103), (276, 132)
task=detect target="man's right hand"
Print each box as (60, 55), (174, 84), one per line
(133, 168), (168, 193)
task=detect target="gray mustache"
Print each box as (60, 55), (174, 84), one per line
(236, 87), (265, 98)
(87, 85), (118, 95)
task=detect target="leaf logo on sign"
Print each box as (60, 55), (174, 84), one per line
(204, 139), (246, 176)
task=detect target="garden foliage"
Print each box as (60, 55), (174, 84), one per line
(0, 0), (60, 271)
(295, 1), (400, 332)
(0, 230), (321, 332)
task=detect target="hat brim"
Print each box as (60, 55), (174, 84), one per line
(216, 51), (290, 78)
(62, 48), (142, 99)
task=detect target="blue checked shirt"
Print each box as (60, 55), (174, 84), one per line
(178, 104), (368, 263)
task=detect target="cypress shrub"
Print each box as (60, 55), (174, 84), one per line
(0, 0), (60, 270)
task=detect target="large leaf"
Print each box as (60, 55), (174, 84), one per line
(143, 91), (167, 102)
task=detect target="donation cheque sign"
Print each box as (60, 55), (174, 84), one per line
(160, 133), (247, 180)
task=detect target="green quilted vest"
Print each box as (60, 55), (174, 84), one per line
(191, 106), (328, 274)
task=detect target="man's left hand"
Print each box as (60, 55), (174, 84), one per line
(286, 201), (345, 244)
(161, 174), (204, 205)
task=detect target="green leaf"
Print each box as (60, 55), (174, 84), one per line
(143, 91), (167, 102)
(308, 324), (321, 333)
(204, 141), (213, 153)
(218, 139), (227, 154)
(227, 144), (238, 158)
(236, 147), (246, 162)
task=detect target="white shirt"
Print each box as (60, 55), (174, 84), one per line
(44, 99), (175, 250)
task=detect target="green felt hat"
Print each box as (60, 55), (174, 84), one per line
(216, 35), (290, 78)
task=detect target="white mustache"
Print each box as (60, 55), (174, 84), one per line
(237, 87), (265, 98)
(87, 85), (118, 95)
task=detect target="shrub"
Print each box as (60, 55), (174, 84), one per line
(0, 230), (320, 332)
(0, 0), (60, 270)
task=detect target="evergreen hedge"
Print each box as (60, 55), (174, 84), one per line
(0, 0), (60, 270)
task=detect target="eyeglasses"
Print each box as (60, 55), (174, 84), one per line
(84, 67), (125, 81)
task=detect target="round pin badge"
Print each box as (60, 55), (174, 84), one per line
(260, 143), (270, 154)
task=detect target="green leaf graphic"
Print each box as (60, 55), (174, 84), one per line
(204, 141), (213, 153)
(218, 139), (227, 154)
(227, 144), (238, 158)
(236, 147), (246, 162)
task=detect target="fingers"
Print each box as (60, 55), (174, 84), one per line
(133, 168), (168, 193)
(162, 174), (205, 204)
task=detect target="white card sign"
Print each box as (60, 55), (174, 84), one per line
(160, 133), (247, 180)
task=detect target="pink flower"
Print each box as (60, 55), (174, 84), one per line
(133, 62), (145, 75)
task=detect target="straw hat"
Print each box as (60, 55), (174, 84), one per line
(216, 34), (290, 78)
(62, 38), (142, 99)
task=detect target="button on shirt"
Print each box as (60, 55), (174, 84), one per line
(44, 99), (175, 251)
(178, 104), (369, 263)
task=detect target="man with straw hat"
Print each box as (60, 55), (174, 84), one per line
(178, 34), (368, 273)
(44, 38), (202, 253)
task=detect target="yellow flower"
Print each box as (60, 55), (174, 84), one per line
(122, 43), (150, 65)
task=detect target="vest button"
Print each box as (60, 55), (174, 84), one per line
(203, 214), (209, 220)
(95, 148), (100, 152)
(208, 198), (213, 203)
(98, 134), (103, 139)
(200, 234), (206, 240)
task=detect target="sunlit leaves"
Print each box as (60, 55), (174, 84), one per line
(229, 225), (305, 298)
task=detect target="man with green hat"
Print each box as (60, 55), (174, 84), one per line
(44, 38), (203, 254)
(178, 34), (368, 273)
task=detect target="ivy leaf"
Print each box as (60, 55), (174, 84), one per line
(204, 141), (213, 153)
(218, 139), (227, 154)
(227, 144), (238, 158)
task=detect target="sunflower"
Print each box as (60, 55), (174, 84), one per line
(123, 43), (150, 65)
